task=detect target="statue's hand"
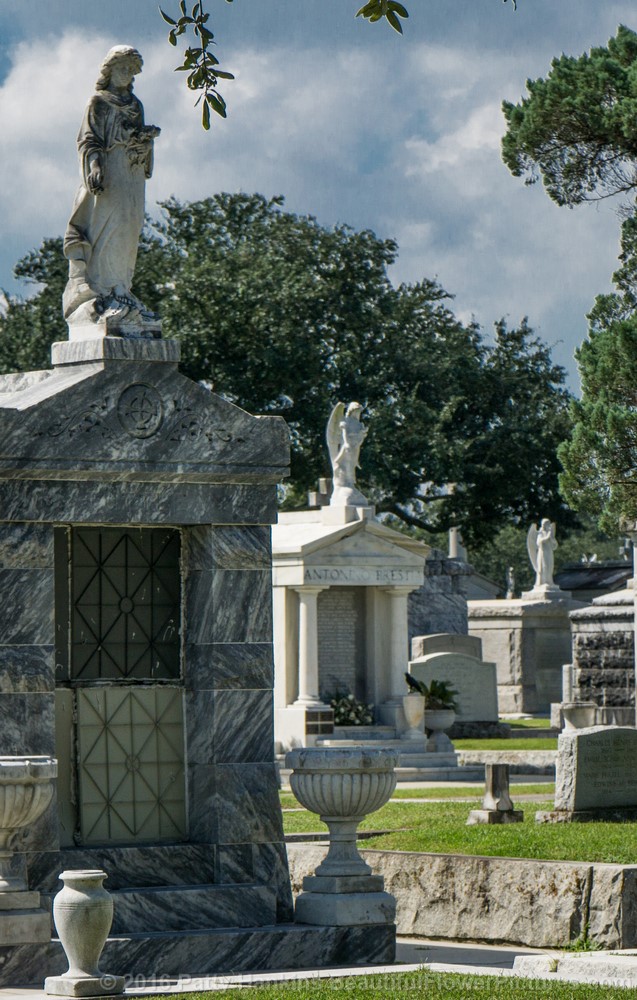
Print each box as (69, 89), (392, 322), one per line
(87, 162), (104, 194)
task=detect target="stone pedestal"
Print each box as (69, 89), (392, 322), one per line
(569, 587), (634, 715)
(286, 747), (397, 930)
(469, 595), (586, 714)
(466, 763), (523, 825)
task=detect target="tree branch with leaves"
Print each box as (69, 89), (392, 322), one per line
(159, 0), (520, 128)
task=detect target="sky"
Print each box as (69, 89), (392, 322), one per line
(0, 0), (636, 389)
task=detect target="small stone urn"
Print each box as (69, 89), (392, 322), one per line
(402, 692), (426, 741)
(425, 708), (456, 753)
(0, 755), (57, 892)
(45, 870), (124, 997)
(286, 747), (398, 926)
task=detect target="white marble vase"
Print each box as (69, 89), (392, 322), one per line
(286, 747), (397, 876)
(402, 693), (426, 741)
(46, 870), (124, 997)
(425, 709), (456, 753)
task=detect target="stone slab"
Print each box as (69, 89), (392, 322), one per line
(109, 883), (277, 933)
(295, 890), (396, 926)
(0, 908), (50, 945)
(0, 890), (42, 911)
(411, 633), (482, 659)
(513, 952), (637, 987)
(44, 973), (124, 997)
(409, 651), (498, 722)
(286, 846), (637, 949)
(51, 338), (180, 366)
(0, 923), (396, 986)
(555, 725), (637, 811)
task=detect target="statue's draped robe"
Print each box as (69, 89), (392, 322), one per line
(536, 529), (556, 586)
(64, 90), (153, 298)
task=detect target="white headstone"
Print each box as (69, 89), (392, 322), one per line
(411, 633), (482, 660)
(409, 650), (498, 722)
(555, 726), (637, 812)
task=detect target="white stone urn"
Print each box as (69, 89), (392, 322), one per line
(402, 692), (426, 741)
(0, 756), (57, 890)
(425, 709), (456, 753)
(286, 747), (397, 876)
(45, 870), (124, 997)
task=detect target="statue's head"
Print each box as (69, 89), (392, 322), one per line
(346, 402), (363, 419)
(541, 518), (551, 530)
(96, 46), (143, 92)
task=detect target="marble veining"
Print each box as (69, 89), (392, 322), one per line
(213, 689), (273, 764)
(215, 844), (254, 885)
(0, 924), (395, 986)
(211, 570), (273, 644)
(0, 693), (55, 755)
(108, 884), (277, 933)
(0, 570), (54, 644)
(0, 645), (55, 693)
(253, 841), (294, 922)
(27, 844), (218, 892)
(185, 689), (215, 765)
(0, 523), (54, 568)
(184, 642), (274, 691)
(0, 481), (277, 526)
(215, 763), (284, 845)
(187, 764), (218, 844)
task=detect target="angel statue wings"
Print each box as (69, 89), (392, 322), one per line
(326, 402), (369, 507)
(63, 45), (161, 339)
(527, 519), (558, 590)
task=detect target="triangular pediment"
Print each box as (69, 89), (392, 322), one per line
(0, 347), (288, 482)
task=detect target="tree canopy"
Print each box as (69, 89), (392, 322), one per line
(559, 214), (637, 531)
(0, 192), (569, 547)
(502, 24), (637, 207)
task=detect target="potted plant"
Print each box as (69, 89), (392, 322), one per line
(405, 674), (459, 752)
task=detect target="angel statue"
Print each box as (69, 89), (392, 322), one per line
(527, 519), (558, 589)
(326, 402), (369, 506)
(63, 46), (161, 339)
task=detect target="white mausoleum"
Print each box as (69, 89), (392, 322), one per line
(272, 506), (428, 750)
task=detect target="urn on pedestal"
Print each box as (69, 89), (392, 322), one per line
(286, 747), (398, 928)
(0, 756), (57, 947)
(44, 870), (125, 997)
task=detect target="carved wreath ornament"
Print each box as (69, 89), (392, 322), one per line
(37, 384), (245, 447)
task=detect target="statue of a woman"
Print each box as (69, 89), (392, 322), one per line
(326, 401), (369, 506)
(63, 46), (161, 338)
(527, 519), (558, 589)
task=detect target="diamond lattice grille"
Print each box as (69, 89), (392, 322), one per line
(70, 528), (181, 681)
(77, 687), (187, 844)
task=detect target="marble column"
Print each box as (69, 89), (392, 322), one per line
(378, 585), (418, 730)
(293, 586), (328, 707)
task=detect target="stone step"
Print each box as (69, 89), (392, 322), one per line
(332, 726), (397, 740)
(109, 883), (277, 933)
(1, 923), (396, 986)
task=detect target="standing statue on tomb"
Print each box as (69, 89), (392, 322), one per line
(63, 46), (161, 339)
(527, 519), (558, 589)
(326, 402), (369, 506)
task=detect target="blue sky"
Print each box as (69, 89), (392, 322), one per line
(0, 0), (636, 388)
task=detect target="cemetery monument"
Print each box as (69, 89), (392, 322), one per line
(0, 47), (395, 986)
(469, 518), (585, 713)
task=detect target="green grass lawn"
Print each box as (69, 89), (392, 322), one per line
(283, 799), (637, 863)
(146, 970), (634, 998)
(453, 738), (557, 751)
(506, 717), (553, 730)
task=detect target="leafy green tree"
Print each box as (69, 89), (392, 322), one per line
(502, 25), (637, 207)
(559, 216), (637, 531)
(0, 193), (568, 547)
